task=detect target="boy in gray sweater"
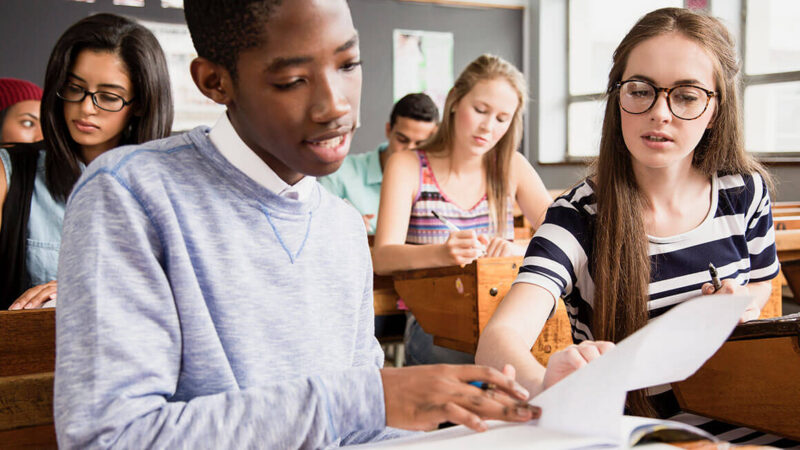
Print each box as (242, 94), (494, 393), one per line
(53, 0), (584, 448)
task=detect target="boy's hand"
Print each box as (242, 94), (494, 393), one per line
(541, 341), (614, 390)
(9, 280), (58, 310)
(381, 364), (540, 432)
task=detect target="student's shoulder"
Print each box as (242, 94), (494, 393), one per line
(87, 130), (198, 175)
(385, 149), (421, 173)
(550, 179), (597, 216)
(86, 129), (203, 175)
(73, 128), (203, 196)
(716, 171), (769, 214)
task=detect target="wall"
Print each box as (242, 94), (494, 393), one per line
(0, 0), (795, 199)
(0, 0), (523, 161)
(349, 0), (523, 154)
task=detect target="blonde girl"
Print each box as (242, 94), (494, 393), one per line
(374, 54), (552, 365)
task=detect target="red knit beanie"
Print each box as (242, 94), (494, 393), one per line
(0, 78), (43, 113)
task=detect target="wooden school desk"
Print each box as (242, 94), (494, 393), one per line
(776, 229), (800, 301)
(392, 256), (573, 366)
(672, 313), (800, 440)
(0, 309), (57, 449)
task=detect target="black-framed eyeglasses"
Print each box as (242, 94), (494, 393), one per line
(615, 79), (716, 120)
(56, 83), (134, 112)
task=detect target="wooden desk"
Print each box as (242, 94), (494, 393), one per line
(393, 256), (573, 365)
(775, 229), (800, 301)
(672, 314), (800, 440)
(374, 274), (402, 316)
(773, 207), (800, 217)
(0, 309), (57, 448)
(776, 229), (800, 262)
(774, 215), (800, 231)
(774, 201), (800, 210)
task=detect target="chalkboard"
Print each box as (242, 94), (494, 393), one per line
(0, 0), (522, 154)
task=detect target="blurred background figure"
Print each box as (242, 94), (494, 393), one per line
(0, 78), (43, 144)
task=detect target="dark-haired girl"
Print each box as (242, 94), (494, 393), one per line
(477, 7), (795, 446)
(0, 13), (173, 309)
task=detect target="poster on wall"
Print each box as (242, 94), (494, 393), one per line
(140, 20), (225, 132)
(393, 29), (454, 114)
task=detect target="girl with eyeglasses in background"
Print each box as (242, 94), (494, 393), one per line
(476, 7), (794, 446)
(0, 13), (173, 310)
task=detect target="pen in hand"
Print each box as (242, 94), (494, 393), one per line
(431, 210), (460, 232)
(468, 381), (497, 391)
(708, 263), (722, 292)
(431, 210), (486, 256)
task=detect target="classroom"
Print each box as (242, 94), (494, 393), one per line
(1, 0), (799, 448)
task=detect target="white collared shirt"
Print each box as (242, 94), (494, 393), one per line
(208, 113), (315, 201)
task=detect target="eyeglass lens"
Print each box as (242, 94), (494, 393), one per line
(619, 81), (709, 120)
(58, 84), (126, 112)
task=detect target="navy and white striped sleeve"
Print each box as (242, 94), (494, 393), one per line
(744, 173), (779, 283)
(514, 188), (593, 309)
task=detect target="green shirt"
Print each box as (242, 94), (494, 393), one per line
(319, 143), (386, 234)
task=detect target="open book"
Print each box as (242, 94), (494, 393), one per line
(357, 416), (714, 449)
(358, 294), (751, 449)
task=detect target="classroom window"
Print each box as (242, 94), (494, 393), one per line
(743, 0), (800, 155)
(566, 0), (683, 159)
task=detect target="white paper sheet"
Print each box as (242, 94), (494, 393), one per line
(355, 294), (750, 448)
(356, 417), (684, 449)
(530, 294), (751, 440)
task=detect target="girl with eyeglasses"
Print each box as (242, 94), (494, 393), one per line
(476, 7), (791, 445)
(0, 13), (173, 310)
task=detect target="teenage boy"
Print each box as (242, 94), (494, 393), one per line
(54, 0), (602, 448)
(319, 93), (438, 234)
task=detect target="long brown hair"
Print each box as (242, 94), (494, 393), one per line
(590, 7), (771, 416)
(41, 13), (173, 201)
(418, 54), (527, 237)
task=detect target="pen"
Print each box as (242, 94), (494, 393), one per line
(468, 381), (497, 391)
(708, 263), (722, 292)
(431, 210), (460, 232)
(431, 210), (486, 255)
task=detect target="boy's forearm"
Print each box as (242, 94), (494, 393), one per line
(56, 361), (387, 449)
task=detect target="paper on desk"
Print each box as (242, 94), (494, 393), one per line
(529, 294), (752, 441)
(354, 417), (682, 449)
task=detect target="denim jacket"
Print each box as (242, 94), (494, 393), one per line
(1, 148), (75, 287)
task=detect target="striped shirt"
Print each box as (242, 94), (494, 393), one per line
(514, 172), (796, 447)
(516, 172), (778, 342)
(406, 150), (515, 245)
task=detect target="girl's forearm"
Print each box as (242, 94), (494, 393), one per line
(371, 243), (449, 275)
(475, 325), (547, 397)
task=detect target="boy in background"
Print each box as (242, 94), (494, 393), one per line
(53, 1), (566, 448)
(320, 93), (438, 234)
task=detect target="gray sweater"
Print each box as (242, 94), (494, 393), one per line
(54, 127), (401, 449)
